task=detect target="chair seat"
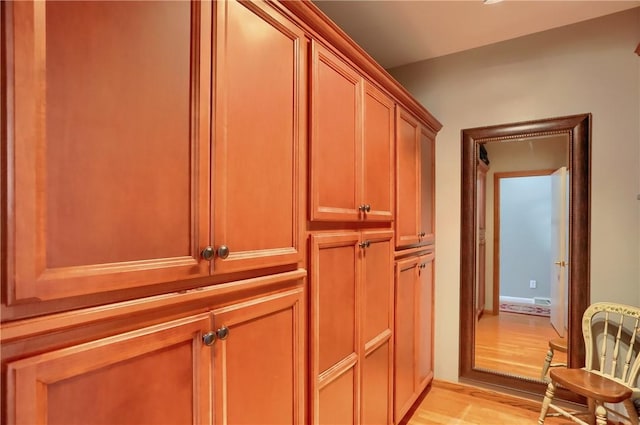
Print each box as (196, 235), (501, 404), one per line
(549, 337), (567, 353)
(550, 368), (633, 403)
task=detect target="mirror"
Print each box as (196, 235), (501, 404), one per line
(459, 114), (591, 400)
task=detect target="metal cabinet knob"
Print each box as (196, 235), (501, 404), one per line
(418, 232), (426, 238)
(217, 245), (230, 259)
(358, 204), (367, 212)
(216, 326), (230, 340)
(359, 240), (371, 249)
(201, 246), (214, 261)
(364, 204), (371, 213)
(202, 331), (217, 346)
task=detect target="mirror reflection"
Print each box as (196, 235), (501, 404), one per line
(473, 135), (570, 381)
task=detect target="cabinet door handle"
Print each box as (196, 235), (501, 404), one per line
(201, 246), (215, 261)
(358, 240), (371, 249)
(418, 232), (426, 238)
(358, 204), (367, 212)
(216, 326), (230, 340)
(364, 204), (371, 213)
(217, 245), (230, 259)
(202, 331), (217, 346)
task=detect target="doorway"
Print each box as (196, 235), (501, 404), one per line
(493, 170), (555, 318)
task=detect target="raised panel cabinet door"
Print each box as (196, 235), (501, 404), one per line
(362, 82), (395, 222)
(361, 230), (394, 424)
(395, 108), (421, 249)
(213, 0), (306, 273)
(419, 127), (436, 245)
(416, 253), (435, 393)
(211, 286), (305, 425)
(362, 340), (392, 425)
(5, 1), (211, 303)
(310, 41), (363, 221)
(7, 315), (212, 425)
(394, 256), (419, 424)
(310, 232), (361, 424)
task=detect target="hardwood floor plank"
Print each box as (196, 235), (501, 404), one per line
(475, 312), (567, 380)
(406, 380), (575, 424)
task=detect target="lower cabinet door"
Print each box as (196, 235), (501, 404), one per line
(7, 314), (212, 425)
(394, 256), (419, 424)
(416, 253), (435, 393)
(211, 287), (305, 425)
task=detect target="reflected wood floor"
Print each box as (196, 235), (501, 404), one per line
(475, 312), (567, 380)
(406, 380), (575, 424)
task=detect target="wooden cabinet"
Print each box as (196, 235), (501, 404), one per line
(310, 231), (394, 425)
(395, 108), (436, 249)
(394, 252), (435, 424)
(310, 42), (394, 222)
(4, 0), (305, 305)
(362, 82), (395, 222)
(6, 274), (305, 425)
(212, 0), (306, 273)
(361, 231), (395, 425)
(212, 287), (305, 425)
(7, 315), (212, 424)
(5, 0), (212, 303)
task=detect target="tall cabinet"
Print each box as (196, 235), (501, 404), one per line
(3, 0), (306, 423)
(2, 1), (441, 424)
(394, 106), (437, 424)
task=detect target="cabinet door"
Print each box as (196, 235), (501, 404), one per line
(213, 0), (305, 273)
(7, 315), (212, 424)
(310, 42), (363, 222)
(420, 127), (436, 245)
(361, 230), (394, 425)
(212, 286), (305, 425)
(394, 256), (419, 423)
(416, 253), (435, 393)
(395, 108), (421, 249)
(310, 232), (361, 425)
(362, 83), (395, 222)
(5, 1), (211, 303)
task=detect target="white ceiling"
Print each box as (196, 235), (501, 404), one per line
(312, 1), (640, 69)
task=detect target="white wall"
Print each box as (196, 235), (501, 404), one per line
(500, 175), (553, 300)
(390, 8), (640, 382)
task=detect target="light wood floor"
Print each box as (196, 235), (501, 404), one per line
(406, 380), (575, 425)
(475, 312), (567, 381)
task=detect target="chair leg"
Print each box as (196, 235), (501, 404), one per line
(622, 399), (639, 425)
(587, 399), (595, 425)
(541, 347), (554, 380)
(594, 402), (607, 425)
(538, 380), (556, 424)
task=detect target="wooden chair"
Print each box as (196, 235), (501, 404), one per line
(541, 337), (568, 381)
(538, 302), (640, 425)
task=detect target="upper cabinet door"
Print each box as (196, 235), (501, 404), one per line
(362, 83), (395, 222)
(420, 127), (436, 245)
(213, 0), (306, 273)
(310, 41), (363, 222)
(395, 108), (421, 248)
(5, 1), (212, 303)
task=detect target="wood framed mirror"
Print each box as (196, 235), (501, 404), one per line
(459, 114), (591, 400)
